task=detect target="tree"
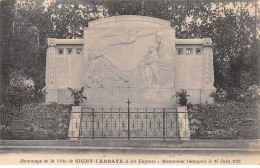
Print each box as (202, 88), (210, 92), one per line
(0, 0), (16, 106)
(3, 71), (37, 111)
(3, 0), (260, 106)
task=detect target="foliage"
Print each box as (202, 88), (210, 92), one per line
(188, 100), (260, 139)
(0, 0), (259, 107)
(4, 102), (72, 140)
(2, 71), (40, 111)
(0, 105), (7, 139)
(68, 86), (87, 103)
(0, 0), (16, 105)
(226, 84), (260, 104)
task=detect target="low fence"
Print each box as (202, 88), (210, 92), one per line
(69, 108), (184, 139)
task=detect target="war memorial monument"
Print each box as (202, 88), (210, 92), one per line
(45, 15), (215, 107)
(44, 16), (215, 140)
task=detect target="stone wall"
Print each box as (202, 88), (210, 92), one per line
(45, 39), (84, 103)
(175, 39), (215, 104)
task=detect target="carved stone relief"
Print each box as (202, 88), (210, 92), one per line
(84, 28), (174, 89)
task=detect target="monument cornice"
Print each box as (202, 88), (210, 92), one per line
(176, 39), (204, 45)
(48, 38), (84, 45)
(87, 15), (171, 28)
(175, 38), (212, 47)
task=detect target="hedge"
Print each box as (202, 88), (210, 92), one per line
(4, 102), (72, 140)
(188, 100), (260, 139)
(2, 100), (259, 140)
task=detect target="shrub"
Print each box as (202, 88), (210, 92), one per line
(5, 102), (72, 140)
(188, 100), (260, 139)
(3, 71), (40, 111)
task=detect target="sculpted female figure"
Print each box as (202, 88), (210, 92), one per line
(132, 35), (171, 88)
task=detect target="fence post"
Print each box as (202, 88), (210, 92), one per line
(92, 108), (95, 140)
(126, 99), (131, 140)
(68, 106), (82, 140)
(163, 108), (165, 140)
(79, 109), (83, 139)
(177, 106), (190, 140)
(128, 106), (130, 140)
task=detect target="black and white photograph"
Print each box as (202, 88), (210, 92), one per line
(0, 0), (259, 166)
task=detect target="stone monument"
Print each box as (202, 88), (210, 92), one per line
(45, 16), (216, 108)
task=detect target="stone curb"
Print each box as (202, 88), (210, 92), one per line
(0, 139), (259, 149)
(0, 146), (259, 152)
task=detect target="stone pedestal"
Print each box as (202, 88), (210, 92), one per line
(177, 106), (190, 140)
(68, 106), (82, 140)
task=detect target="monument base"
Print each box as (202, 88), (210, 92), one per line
(201, 88), (216, 104)
(45, 89), (59, 103)
(83, 88), (176, 108)
(45, 88), (216, 106)
(186, 88), (216, 104)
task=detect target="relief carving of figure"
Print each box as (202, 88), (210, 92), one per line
(131, 34), (172, 88)
(84, 28), (162, 89)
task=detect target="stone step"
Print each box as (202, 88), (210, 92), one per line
(0, 140), (259, 149)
